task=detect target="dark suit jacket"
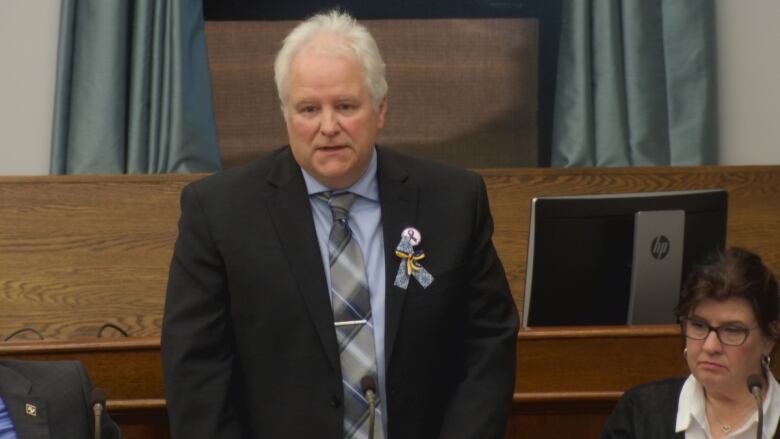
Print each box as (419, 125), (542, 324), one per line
(0, 358), (122, 439)
(162, 146), (519, 439)
(600, 377), (780, 439)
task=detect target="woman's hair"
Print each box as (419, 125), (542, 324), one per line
(273, 10), (388, 114)
(675, 247), (779, 337)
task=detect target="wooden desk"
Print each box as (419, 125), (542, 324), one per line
(1, 325), (694, 439)
(1, 165), (779, 438)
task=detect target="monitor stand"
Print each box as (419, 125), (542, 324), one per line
(627, 210), (685, 325)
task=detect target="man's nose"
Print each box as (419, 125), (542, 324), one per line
(320, 109), (340, 136)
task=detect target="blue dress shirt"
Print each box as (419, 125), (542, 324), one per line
(0, 395), (18, 439)
(301, 148), (389, 435)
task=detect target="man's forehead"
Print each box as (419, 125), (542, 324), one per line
(287, 84), (366, 106)
(298, 33), (355, 59)
(288, 47), (367, 93)
(291, 47), (360, 72)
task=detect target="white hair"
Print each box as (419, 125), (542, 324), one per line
(274, 10), (388, 114)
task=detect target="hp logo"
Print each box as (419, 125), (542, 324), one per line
(650, 236), (671, 260)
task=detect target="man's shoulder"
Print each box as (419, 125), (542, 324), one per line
(377, 146), (482, 188)
(0, 358), (83, 383)
(185, 146), (294, 195)
(0, 358), (81, 375)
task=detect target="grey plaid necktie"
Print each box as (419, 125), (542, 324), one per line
(317, 191), (384, 439)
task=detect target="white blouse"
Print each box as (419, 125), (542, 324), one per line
(675, 372), (780, 439)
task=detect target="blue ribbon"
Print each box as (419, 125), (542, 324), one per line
(393, 235), (434, 289)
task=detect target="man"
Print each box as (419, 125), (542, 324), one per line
(0, 358), (122, 438)
(162, 10), (518, 439)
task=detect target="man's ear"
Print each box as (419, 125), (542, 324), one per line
(376, 96), (387, 129)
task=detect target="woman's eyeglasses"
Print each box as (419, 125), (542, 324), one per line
(679, 316), (756, 346)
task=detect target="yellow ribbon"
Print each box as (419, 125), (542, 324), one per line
(395, 250), (426, 276)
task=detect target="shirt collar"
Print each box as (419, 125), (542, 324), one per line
(763, 371), (780, 437)
(676, 372), (780, 435)
(300, 147), (379, 202)
(676, 374), (706, 433)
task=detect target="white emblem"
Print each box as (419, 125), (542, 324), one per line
(401, 227), (422, 246)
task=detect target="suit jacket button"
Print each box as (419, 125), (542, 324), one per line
(331, 395), (341, 408)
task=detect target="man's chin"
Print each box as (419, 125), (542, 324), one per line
(312, 166), (358, 189)
(309, 153), (372, 188)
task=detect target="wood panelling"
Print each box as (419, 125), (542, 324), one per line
(480, 166), (780, 308)
(0, 328), (697, 439)
(2, 166), (780, 339)
(1, 165), (779, 437)
(3, 327), (765, 438)
(205, 19), (539, 169)
(517, 326), (687, 394)
(511, 395), (617, 439)
(0, 175), (191, 340)
(0, 337), (164, 401)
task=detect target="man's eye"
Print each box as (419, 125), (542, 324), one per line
(299, 106), (317, 114)
(337, 103), (356, 111)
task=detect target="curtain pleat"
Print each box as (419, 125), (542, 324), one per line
(51, 0), (221, 174)
(552, 0), (717, 167)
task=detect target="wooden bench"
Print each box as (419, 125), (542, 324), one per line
(2, 165), (779, 438)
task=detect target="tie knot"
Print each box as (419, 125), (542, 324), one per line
(317, 191), (358, 221)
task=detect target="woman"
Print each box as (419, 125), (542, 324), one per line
(600, 247), (780, 438)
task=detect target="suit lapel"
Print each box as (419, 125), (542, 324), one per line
(0, 364), (50, 439)
(377, 147), (418, 362)
(263, 150), (340, 375)
(260, 147), (419, 372)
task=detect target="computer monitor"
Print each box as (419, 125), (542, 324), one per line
(522, 189), (728, 327)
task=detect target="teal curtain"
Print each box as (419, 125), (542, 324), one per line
(551, 0), (717, 167)
(51, 0), (222, 174)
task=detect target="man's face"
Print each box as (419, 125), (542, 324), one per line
(285, 44), (386, 189)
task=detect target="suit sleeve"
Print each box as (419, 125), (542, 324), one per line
(161, 184), (247, 438)
(438, 176), (519, 439)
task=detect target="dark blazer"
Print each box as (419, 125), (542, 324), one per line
(162, 146), (519, 439)
(0, 358), (122, 439)
(600, 377), (780, 439)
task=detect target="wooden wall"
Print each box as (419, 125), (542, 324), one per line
(0, 176), (190, 340)
(205, 18), (539, 169)
(3, 166), (779, 341)
(481, 165), (780, 309)
(1, 165), (780, 438)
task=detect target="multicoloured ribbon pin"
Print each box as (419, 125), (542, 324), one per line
(393, 234), (434, 289)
